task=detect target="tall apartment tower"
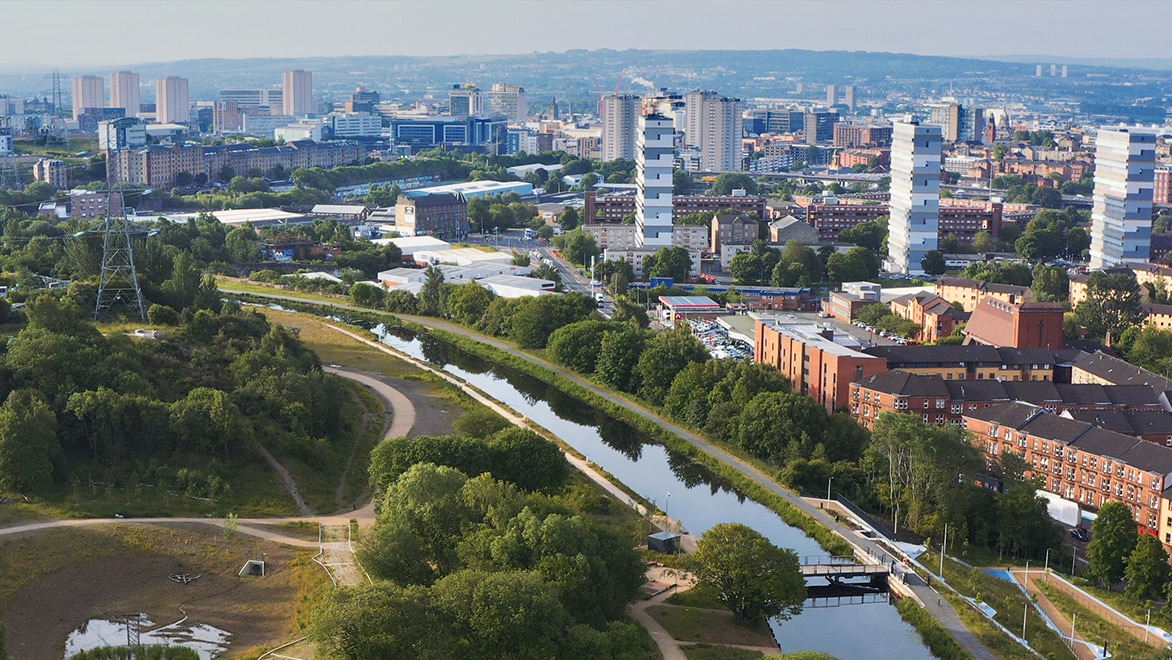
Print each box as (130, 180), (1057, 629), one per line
(843, 85), (857, 112)
(635, 113), (675, 248)
(1089, 127), (1156, 269)
(928, 103), (985, 143)
(283, 69), (314, 116)
(885, 121), (942, 275)
(683, 91), (743, 172)
(109, 71), (140, 117)
(826, 84), (837, 107)
(601, 94), (640, 162)
(72, 75), (105, 120)
(486, 83), (528, 123)
(449, 84), (483, 117)
(156, 76), (190, 123)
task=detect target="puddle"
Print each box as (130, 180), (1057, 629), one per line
(64, 614), (231, 659)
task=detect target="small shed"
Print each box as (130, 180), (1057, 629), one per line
(647, 531), (681, 554)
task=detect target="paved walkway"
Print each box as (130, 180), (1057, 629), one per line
(223, 288), (999, 660)
(629, 588), (688, 660)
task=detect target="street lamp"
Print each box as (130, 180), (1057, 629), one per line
(826, 476), (834, 503)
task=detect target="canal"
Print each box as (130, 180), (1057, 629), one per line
(373, 324), (935, 660)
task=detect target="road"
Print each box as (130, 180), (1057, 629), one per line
(222, 286), (999, 660)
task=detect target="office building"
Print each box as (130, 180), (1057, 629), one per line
(885, 121), (942, 274)
(928, 103), (986, 143)
(744, 108), (805, 135)
(803, 109), (839, 145)
(72, 75), (105, 120)
(109, 71), (140, 117)
(346, 88), (380, 114)
(213, 100), (244, 133)
(449, 84), (483, 118)
(635, 113), (675, 248)
(683, 91), (743, 172)
(389, 115), (508, 151)
(1089, 127), (1156, 269)
(220, 88), (282, 109)
(485, 83), (527, 123)
(283, 70), (314, 116)
(156, 76), (190, 123)
(601, 94), (640, 162)
(330, 112), (382, 138)
(98, 117), (147, 151)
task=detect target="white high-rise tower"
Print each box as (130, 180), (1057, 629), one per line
(635, 113), (675, 248)
(601, 94), (640, 162)
(72, 75), (105, 120)
(885, 121), (942, 275)
(155, 76), (190, 123)
(683, 91), (743, 172)
(109, 71), (140, 117)
(1090, 126), (1156, 269)
(283, 70), (314, 116)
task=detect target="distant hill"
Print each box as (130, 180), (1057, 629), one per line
(1, 49), (1167, 112)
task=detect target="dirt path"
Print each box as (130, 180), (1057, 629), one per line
(1015, 570), (1159, 657)
(255, 442), (313, 516)
(628, 588), (689, 660)
(315, 523), (369, 587)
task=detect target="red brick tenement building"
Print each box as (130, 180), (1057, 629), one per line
(963, 402), (1172, 548)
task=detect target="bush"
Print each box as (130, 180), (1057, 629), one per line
(147, 303), (181, 326)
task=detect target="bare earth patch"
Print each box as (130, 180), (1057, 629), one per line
(0, 523), (326, 660)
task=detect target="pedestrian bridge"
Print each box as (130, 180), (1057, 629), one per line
(800, 555), (893, 606)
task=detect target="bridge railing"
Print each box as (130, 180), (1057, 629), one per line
(799, 554), (856, 566)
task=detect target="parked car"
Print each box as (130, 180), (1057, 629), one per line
(1071, 527), (1090, 542)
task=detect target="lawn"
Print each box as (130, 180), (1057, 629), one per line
(1035, 581), (1165, 659)
(648, 604), (776, 647)
(683, 644), (767, 659)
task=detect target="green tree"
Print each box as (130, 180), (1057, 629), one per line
(1065, 226), (1090, 257)
(596, 326), (649, 392)
(1087, 501), (1139, 586)
(778, 240), (822, 285)
(1125, 534), (1171, 602)
(433, 569), (568, 659)
(838, 218), (888, 252)
(558, 206), (581, 231)
(311, 582), (449, 658)
(1031, 264), (1069, 303)
(673, 169), (693, 195)
(547, 320), (624, 374)
(349, 282), (385, 308)
(0, 390), (59, 492)
(920, 250), (947, 276)
(1074, 270), (1145, 343)
(507, 293), (595, 349)
(556, 228), (601, 266)
(635, 326), (710, 405)
(644, 246), (693, 283)
(418, 266), (446, 316)
(997, 479), (1060, 559)
(826, 246), (879, 285)
(446, 283), (497, 326)
(690, 523), (805, 623)
(711, 173), (758, 195)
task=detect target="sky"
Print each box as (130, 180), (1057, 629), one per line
(6, 0), (1172, 70)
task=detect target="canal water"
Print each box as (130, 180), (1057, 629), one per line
(373, 324), (934, 659)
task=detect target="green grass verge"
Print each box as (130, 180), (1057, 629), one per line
(895, 599), (972, 660)
(683, 644), (767, 659)
(667, 583), (726, 609)
(647, 605), (776, 647)
(1035, 581), (1166, 659)
(918, 550), (1075, 659)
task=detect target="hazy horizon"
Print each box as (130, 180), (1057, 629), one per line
(7, 0), (1172, 71)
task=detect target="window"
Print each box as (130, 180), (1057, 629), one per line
(923, 399), (929, 409)
(936, 399), (946, 409)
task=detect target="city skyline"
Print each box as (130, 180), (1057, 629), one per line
(7, 0), (1172, 70)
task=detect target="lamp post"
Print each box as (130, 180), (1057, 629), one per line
(826, 476), (834, 503)
(939, 523), (948, 579)
(1044, 547), (1050, 582)
(665, 491), (670, 519)
(1022, 602), (1028, 641)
